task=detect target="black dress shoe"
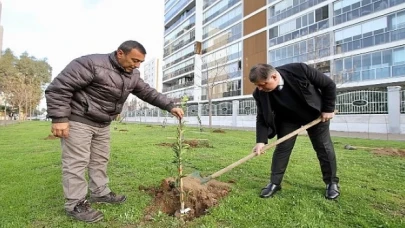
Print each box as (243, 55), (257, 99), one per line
(260, 183), (281, 198)
(325, 183), (340, 200)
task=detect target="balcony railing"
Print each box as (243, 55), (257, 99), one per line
(165, 7), (196, 35)
(162, 81), (194, 92)
(332, 64), (405, 84)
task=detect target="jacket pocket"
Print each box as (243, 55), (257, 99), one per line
(80, 92), (91, 113)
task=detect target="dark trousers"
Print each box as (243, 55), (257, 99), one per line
(270, 121), (339, 185)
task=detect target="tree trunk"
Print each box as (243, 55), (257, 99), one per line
(3, 101), (6, 121)
(208, 86), (212, 128)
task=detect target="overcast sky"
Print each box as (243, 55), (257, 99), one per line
(2, 0), (164, 76)
(2, 0), (165, 109)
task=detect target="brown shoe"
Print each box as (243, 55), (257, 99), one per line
(89, 192), (126, 204)
(66, 200), (103, 223)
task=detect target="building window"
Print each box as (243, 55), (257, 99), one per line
(333, 0), (402, 26)
(332, 45), (405, 83)
(334, 11), (405, 54)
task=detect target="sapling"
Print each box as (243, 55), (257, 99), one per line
(172, 95), (190, 214)
(161, 110), (168, 128)
(197, 115), (203, 132)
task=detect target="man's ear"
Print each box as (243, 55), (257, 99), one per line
(117, 49), (124, 58)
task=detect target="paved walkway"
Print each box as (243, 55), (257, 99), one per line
(0, 120), (19, 126)
(136, 122), (405, 141)
(219, 126), (404, 141)
(3, 120), (403, 141)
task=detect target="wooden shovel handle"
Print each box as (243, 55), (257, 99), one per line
(208, 116), (323, 180)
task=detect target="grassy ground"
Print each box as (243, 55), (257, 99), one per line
(0, 121), (404, 228)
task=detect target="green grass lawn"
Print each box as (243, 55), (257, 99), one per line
(0, 121), (404, 228)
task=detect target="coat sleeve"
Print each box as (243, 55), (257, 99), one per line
(300, 63), (336, 112)
(253, 89), (274, 144)
(45, 56), (95, 123)
(131, 77), (175, 112)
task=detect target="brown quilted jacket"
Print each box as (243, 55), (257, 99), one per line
(45, 52), (174, 127)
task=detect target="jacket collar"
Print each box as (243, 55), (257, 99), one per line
(109, 52), (131, 75)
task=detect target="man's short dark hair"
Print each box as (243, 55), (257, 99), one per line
(118, 40), (147, 55)
(249, 63), (277, 83)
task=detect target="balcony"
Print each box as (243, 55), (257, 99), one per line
(162, 81), (194, 93)
(201, 89), (241, 100)
(163, 64), (194, 82)
(165, 0), (193, 25)
(165, 7), (195, 35)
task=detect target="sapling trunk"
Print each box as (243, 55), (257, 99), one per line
(173, 95), (189, 214)
(177, 118), (185, 212)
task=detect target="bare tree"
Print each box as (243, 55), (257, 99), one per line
(196, 49), (237, 128)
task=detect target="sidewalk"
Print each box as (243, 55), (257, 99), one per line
(327, 130), (404, 141)
(137, 122), (405, 141)
(220, 126), (404, 141)
(0, 120), (18, 126)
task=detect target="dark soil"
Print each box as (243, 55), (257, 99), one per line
(212, 129), (225, 133)
(372, 148), (405, 157)
(140, 176), (231, 222)
(44, 134), (58, 140)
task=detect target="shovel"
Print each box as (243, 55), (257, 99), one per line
(193, 116), (324, 184)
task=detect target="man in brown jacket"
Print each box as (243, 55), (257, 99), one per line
(45, 40), (184, 223)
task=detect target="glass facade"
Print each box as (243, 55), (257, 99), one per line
(165, 0), (191, 23)
(163, 44), (194, 69)
(202, 61), (241, 85)
(203, 0), (220, 9)
(203, 0), (241, 24)
(203, 4), (242, 39)
(202, 23), (241, 54)
(333, 0), (405, 25)
(267, 0), (405, 89)
(165, 6), (195, 35)
(268, 0), (327, 25)
(163, 59), (194, 81)
(164, 15), (195, 46)
(334, 9), (405, 54)
(333, 45), (405, 83)
(164, 29), (195, 57)
(162, 0), (405, 104)
(166, 88), (195, 101)
(269, 5), (329, 47)
(269, 33), (330, 67)
(203, 42), (242, 70)
(201, 79), (241, 100)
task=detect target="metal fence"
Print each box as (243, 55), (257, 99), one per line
(401, 90), (405, 114)
(124, 89), (401, 117)
(335, 90), (388, 114)
(239, 99), (257, 115)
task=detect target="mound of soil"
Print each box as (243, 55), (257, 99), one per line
(140, 176), (231, 221)
(157, 139), (211, 148)
(372, 148), (405, 157)
(212, 129), (225, 133)
(44, 134), (58, 140)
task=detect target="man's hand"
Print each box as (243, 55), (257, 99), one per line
(51, 122), (70, 138)
(252, 143), (265, 156)
(170, 107), (184, 120)
(321, 112), (335, 122)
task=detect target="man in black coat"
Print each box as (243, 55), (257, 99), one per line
(249, 63), (340, 200)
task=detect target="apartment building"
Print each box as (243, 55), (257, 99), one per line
(162, 0), (405, 104)
(0, 0), (5, 114)
(144, 58), (162, 93)
(0, 0), (3, 55)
